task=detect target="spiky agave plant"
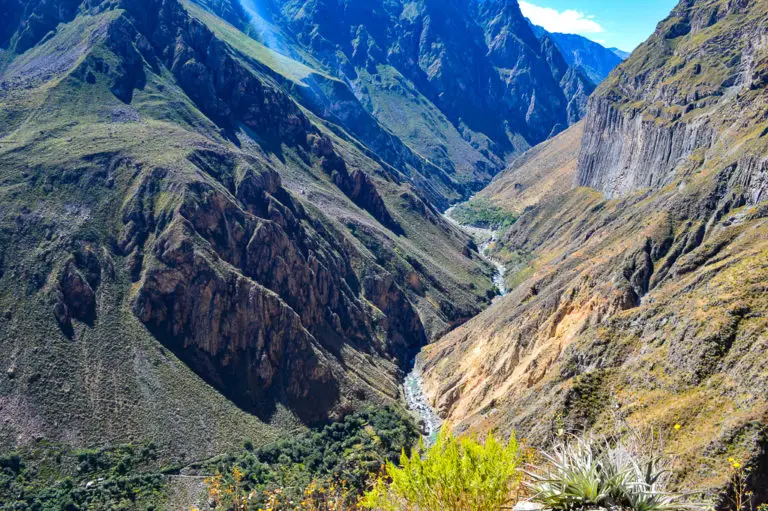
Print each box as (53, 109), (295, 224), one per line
(528, 435), (691, 511)
(603, 441), (682, 511)
(527, 437), (613, 510)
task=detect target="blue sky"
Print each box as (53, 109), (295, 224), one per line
(519, 0), (679, 52)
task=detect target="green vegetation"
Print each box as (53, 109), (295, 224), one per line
(0, 408), (417, 511)
(563, 370), (611, 432)
(0, 443), (166, 510)
(8, 415), (742, 510)
(451, 199), (518, 230)
(199, 407), (418, 509)
(360, 429), (528, 511)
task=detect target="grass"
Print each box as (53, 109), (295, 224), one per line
(182, 0), (327, 85)
(0, 408), (417, 510)
(354, 64), (499, 188)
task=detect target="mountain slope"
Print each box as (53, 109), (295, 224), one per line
(538, 36), (596, 125)
(609, 47), (631, 60)
(225, 0), (591, 206)
(422, 0), (768, 497)
(476, 121), (584, 214)
(0, 0), (498, 466)
(578, 0), (768, 200)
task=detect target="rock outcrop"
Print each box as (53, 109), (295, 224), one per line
(250, 0), (587, 202)
(0, 0), (495, 459)
(529, 23), (626, 84)
(539, 35), (595, 126)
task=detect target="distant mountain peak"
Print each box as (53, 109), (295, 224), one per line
(526, 19), (623, 83)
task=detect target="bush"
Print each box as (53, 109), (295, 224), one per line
(528, 435), (687, 511)
(361, 429), (528, 511)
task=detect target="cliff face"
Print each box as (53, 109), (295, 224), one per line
(421, 0), (768, 498)
(0, 0), (497, 460)
(577, 0), (768, 200)
(538, 35), (595, 125)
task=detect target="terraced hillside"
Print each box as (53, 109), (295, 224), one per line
(422, 0), (768, 497)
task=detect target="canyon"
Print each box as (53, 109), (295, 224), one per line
(1, 0), (767, 506)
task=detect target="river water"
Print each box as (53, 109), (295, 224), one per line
(403, 207), (508, 443)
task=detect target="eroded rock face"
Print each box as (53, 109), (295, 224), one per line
(311, 134), (401, 232)
(421, 0), (768, 498)
(576, 0), (768, 200)
(268, 0), (584, 163)
(52, 246), (103, 333)
(133, 218), (340, 420)
(120, 148), (425, 421)
(577, 96), (716, 198)
(6, 0), (81, 53)
(0, 0), (495, 463)
(538, 35), (596, 126)
(107, 0), (312, 143)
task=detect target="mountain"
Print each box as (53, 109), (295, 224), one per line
(529, 22), (625, 83)
(6, 0), (768, 505)
(477, 121), (584, 214)
(0, 0), (507, 473)
(537, 35), (596, 125)
(232, 0), (595, 205)
(0, 0), (604, 480)
(422, 0), (768, 497)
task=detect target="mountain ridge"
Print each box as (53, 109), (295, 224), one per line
(3, 0), (768, 506)
(0, 0), (502, 466)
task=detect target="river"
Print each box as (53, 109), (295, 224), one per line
(403, 207), (508, 443)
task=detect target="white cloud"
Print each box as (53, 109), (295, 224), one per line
(519, 1), (605, 35)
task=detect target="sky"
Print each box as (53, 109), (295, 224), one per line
(519, 0), (679, 52)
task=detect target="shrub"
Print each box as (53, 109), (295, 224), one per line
(528, 435), (688, 511)
(360, 429), (528, 511)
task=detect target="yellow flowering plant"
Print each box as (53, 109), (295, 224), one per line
(725, 457), (752, 511)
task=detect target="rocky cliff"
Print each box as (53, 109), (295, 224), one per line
(530, 23), (626, 84)
(577, 0), (768, 201)
(238, 0), (591, 206)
